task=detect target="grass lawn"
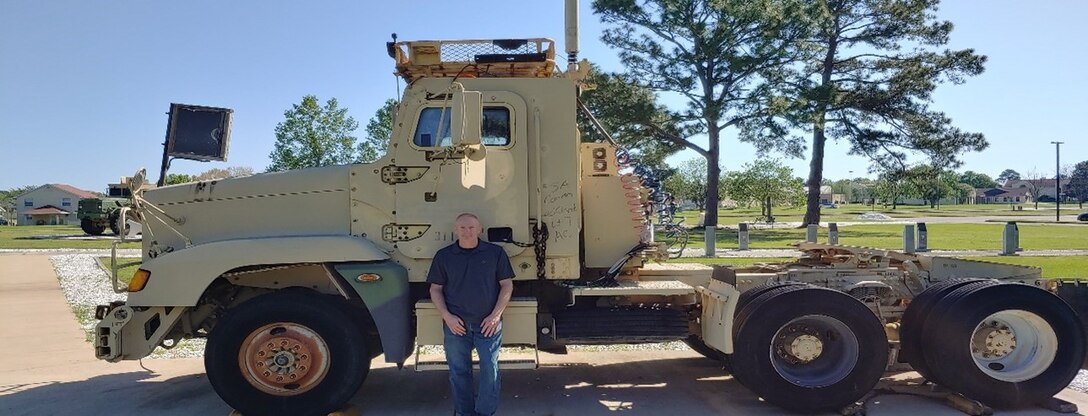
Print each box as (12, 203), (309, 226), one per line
(0, 225), (141, 249)
(665, 223), (1088, 251)
(97, 257), (141, 285)
(669, 255), (1088, 279)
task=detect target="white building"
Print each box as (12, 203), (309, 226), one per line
(15, 184), (98, 226)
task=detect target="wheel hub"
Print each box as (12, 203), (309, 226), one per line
(776, 324), (824, 364)
(972, 321), (1016, 359)
(239, 323), (330, 396)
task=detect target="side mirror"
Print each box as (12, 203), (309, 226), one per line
(451, 90), (482, 146)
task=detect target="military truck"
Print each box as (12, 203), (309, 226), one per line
(92, 2), (1084, 415)
(77, 181), (132, 235)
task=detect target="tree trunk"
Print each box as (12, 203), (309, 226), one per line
(803, 118), (827, 226)
(803, 32), (837, 227)
(704, 129), (721, 228)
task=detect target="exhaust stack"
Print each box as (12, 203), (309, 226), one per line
(565, 0), (579, 74)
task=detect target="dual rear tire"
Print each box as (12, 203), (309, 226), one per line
(901, 279), (1085, 408)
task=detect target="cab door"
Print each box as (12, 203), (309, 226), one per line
(392, 91), (530, 262)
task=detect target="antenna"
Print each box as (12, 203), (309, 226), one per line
(392, 33), (401, 98)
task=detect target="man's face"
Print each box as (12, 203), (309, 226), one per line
(454, 216), (481, 243)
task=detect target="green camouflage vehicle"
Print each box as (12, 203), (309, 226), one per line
(78, 182), (131, 235)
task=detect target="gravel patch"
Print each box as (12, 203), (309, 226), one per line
(48, 254), (205, 359)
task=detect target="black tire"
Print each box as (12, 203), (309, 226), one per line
(899, 278), (986, 382)
(205, 291), (370, 416)
(735, 280), (809, 313)
(80, 218), (105, 235)
(108, 212), (121, 235)
(731, 287), (888, 413)
(922, 282), (1085, 408)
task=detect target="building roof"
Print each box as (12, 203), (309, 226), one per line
(15, 184), (98, 200)
(24, 205), (70, 215)
(1005, 179), (1070, 189)
(975, 187), (1031, 197)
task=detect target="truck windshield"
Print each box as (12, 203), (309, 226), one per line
(413, 107), (510, 147)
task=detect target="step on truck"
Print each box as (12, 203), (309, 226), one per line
(92, 1), (1085, 414)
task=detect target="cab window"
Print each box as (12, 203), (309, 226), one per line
(413, 107), (511, 147)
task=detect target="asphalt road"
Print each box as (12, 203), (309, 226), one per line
(2, 253), (1088, 415)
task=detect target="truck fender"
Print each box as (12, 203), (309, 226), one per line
(331, 261), (413, 364)
(130, 235), (389, 307)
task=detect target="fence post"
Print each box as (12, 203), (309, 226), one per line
(738, 223), (750, 251)
(828, 223), (839, 245)
(806, 224), (818, 243)
(1001, 222), (1019, 256)
(916, 222), (928, 252)
(705, 226), (716, 257)
(903, 224), (916, 254)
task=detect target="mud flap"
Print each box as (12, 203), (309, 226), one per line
(1056, 280), (1088, 369)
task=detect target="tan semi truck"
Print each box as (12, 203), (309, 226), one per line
(92, 3), (1084, 415)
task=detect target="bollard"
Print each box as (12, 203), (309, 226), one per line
(705, 225), (716, 257)
(903, 224), (916, 254)
(828, 223), (839, 245)
(916, 222), (928, 252)
(738, 223), (750, 250)
(1002, 222), (1019, 255)
(806, 224), (818, 243)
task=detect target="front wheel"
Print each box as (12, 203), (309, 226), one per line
(80, 218), (105, 235)
(205, 291), (370, 416)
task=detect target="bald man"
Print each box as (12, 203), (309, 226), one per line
(427, 213), (515, 416)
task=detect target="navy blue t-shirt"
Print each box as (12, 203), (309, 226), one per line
(426, 241), (516, 326)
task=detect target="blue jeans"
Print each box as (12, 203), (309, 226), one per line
(443, 321), (502, 416)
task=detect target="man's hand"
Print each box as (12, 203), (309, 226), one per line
(443, 313), (466, 336)
(481, 313), (502, 337)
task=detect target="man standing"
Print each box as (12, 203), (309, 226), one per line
(428, 213), (515, 416)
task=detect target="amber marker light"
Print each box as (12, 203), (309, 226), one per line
(128, 269), (151, 292)
(356, 273), (382, 283)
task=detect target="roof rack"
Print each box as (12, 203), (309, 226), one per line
(388, 38), (556, 81)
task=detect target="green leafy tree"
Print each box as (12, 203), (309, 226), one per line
(996, 169), (1020, 185)
(268, 95), (360, 172)
(788, 0), (987, 226)
(593, 0), (809, 227)
(906, 165), (957, 208)
(359, 99), (398, 163)
(1065, 161), (1088, 209)
(726, 160), (804, 219)
(579, 64), (682, 169)
(0, 185), (37, 223)
(165, 174), (194, 185)
(953, 182), (975, 204)
(874, 169), (908, 209)
(662, 158), (708, 208)
(193, 166), (255, 181)
(958, 170), (998, 189)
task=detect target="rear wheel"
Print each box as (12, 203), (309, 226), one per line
(922, 282), (1085, 407)
(108, 212), (122, 235)
(899, 278), (986, 383)
(80, 218), (105, 235)
(205, 291), (370, 416)
(731, 286), (888, 412)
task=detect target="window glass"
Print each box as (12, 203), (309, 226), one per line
(413, 107), (511, 147)
(62, 198), (71, 206)
(24, 199), (32, 207)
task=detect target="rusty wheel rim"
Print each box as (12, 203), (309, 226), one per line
(238, 322), (331, 396)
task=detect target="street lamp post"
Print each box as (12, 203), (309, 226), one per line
(1052, 141), (1064, 222)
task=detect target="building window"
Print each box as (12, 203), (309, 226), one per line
(25, 215), (32, 221)
(24, 199), (32, 207)
(62, 198), (72, 207)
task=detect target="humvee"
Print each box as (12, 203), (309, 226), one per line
(93, 2), (1084, 414)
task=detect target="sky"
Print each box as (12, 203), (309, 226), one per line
(1, 0), (1085, 192)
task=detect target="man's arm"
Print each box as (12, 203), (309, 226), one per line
(481, 279), (513, 337)
(429, 283), (466, 336)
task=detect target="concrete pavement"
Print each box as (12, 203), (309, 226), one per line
(2, 254), (1088, 415)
